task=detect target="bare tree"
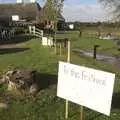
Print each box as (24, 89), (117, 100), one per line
(99, 0), (120, 21)
(43, 0), (64, 53)
(43, 0), (64, 26)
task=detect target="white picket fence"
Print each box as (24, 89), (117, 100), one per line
(29, 26), (43, 38)
(29, 26), (54, 46)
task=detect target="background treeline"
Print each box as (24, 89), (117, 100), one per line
(65, 21), (120, 30)
(64, 21), (120, 37)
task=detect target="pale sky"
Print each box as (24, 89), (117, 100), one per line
(0, 0), (110, 22)
(63, 0), (110, 22)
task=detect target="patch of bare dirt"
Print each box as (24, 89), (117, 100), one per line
(0, 43), (28, 49)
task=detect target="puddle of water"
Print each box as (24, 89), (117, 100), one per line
(72, 48), (120, 65)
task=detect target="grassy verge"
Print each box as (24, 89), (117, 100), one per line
(0, 33), (120, 120)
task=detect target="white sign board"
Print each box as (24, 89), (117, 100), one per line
(57, 61), (115, 116)
(12, 15), (19, 21)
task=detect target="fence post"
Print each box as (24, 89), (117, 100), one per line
(65, 39), (70, 119)
(93, 45), (100, 59)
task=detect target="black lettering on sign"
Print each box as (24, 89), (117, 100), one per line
(64, 65), (69, 75)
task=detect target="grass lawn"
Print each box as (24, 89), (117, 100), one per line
(0, 32), (120, 120)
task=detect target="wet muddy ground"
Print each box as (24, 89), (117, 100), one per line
(72, 48), (120, 68)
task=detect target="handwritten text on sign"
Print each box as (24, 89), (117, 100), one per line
(57, 61), (115, 116)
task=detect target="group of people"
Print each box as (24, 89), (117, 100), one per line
(99, 32), (115, 40)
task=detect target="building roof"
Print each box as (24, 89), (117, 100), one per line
(0, 3), (41, 22)
(0, 2), (65, 26)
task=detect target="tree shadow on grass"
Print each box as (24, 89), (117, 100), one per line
(0, 48), (30, 55)
(35, 73), (57, 90)
(112, 92), (120, 109)
(0, 34), (36, 45)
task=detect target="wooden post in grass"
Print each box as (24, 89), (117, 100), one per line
(65, 39), (84, 120)
(80, 106), (84, 120)
(67, 39), (70, 63)
(65, 39), (70, 119)
(65, 100), (69, 119)
(64, 38), (68, 55)
(93, 45), (100, 59)
(54, 29), (57, 54)
(60, 43), (62, 56)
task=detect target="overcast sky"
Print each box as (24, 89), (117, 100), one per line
(0, 0), (110, 22)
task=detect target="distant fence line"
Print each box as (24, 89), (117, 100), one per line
(0, 28), (15, 42)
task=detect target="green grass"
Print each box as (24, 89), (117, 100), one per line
(0, 32), (120, 120)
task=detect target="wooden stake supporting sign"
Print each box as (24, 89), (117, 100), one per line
(67, 39), (70, 63)
(80, 106), (84, 120)
(65, 39), (84, 120)
(65, 39), (70, 119)
(60, 44), (62, 56)
(65, 100), (69, 119)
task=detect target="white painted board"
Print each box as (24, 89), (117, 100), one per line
(12, 15), (19, 21)
(57, 61), (115, 116)
(42, 37), (48, 46)
(47, 37), (53, 46)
